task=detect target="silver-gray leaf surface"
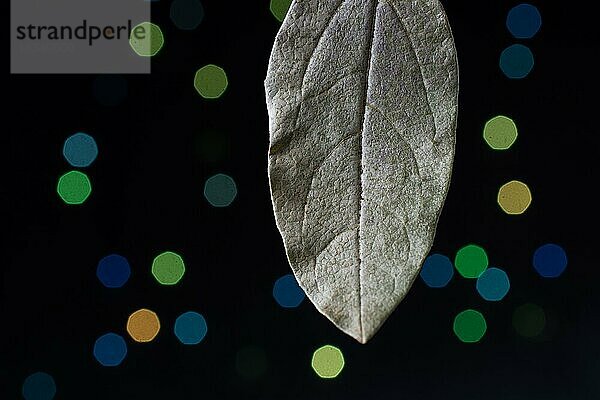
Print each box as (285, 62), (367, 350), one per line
(265, 0), (458, 343)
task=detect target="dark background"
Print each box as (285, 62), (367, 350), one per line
(4, 1), (598, 399)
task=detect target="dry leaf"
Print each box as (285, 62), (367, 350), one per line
(265, 0), (458, 343)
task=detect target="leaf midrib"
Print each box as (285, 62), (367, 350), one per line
(356, 0), (379, 343)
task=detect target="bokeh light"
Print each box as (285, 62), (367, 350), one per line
(500, 44), (534, 79)
(420, 253), (454, 288)
(453, 309), (487, 343)
(483, 115), (518, 150)
(92, 75), (127, 107)
(22, 372), (56, 400)
(196, 130), (231, 163)
(311, 345), (345, 379)
(498, 180), (532, 215)
(476, 267), (510, 301)
(129, 22), (164, 57)
(454, 244), (488, 278)
(194, 65), (228, 99)
(152, 251), (185, 285)
(96, 254), (131, 288)
(170, 0), (204, 30)
(273, 273), (305, 308)
(507, 4), (542, 39)
(127, 308), (160, 343)
(174, 311), (207, 345)
(513, 303), (546, 338)
(57, 171), (92, 205)
(93, 333), (128, 367)
(533, 243), (567, 278)
(63, 133), (98, 167)
(236, 346), (268, 381)
(270, 0), (292, 22)
(204, 173), (237, 207)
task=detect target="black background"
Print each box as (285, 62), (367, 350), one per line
(4, 1), (598, 399)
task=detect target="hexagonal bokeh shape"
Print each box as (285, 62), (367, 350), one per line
(63, 132), (98, 167)
(500, 44), (534, 79)
(533, 243), (567, 278)
(204, 173), (237, 207)
(420, 253), (454, 288)
(194, 65), (228, 99)
(513, 303), (546, 338)
(453, 309), (487, 343)
(476, 267), (510, 301)
(174, 311), (207, 345)
(96, 254), (131, 288)
(93, 333), (127, 367)
(506, 3), (542, 39)
(152, 251), (185, 285)
(129, 22), (164, 57)
(272, 274), (305, 308)
(311, 345), (345, 379)
(483, 115), (518, 150)
(22, 372), (56, 400)
(454, 244), (488, 278)
(170, 0), (204, 30)
(57, 170), (92, 205)
(127, 308), (160, 343)
(498, 180), (532, 215)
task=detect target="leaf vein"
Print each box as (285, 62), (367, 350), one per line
(387, 1), (439, 144)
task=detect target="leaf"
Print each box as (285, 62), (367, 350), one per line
(265, 0), (458, 343)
